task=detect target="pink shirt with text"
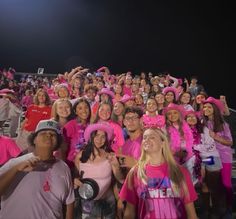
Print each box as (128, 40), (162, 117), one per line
(120, 163), (197, 219)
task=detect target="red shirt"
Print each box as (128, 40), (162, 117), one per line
(24, 105), (52, 131)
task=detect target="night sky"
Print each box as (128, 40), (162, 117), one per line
(0, 0), (235, 108)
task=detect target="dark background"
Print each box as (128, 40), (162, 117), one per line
(0, 0), (235, 108)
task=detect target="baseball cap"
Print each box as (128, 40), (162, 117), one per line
(35, 120), (61, 135)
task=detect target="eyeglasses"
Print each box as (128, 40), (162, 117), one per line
(124, 115), (139, 121)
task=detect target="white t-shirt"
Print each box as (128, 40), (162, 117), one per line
(193, 127), (220, 158)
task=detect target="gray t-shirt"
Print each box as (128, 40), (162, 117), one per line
(0, 153), (75, 219)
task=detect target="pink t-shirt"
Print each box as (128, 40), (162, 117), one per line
(0, 153), (75, 219)
(207, 121), (233, 163)
(21, 95), (33, 107)
(0, 136), (21, 165)
(63, 119), (87, 162)
(122, 136), (142, 160)
(123, 85), (132, 96)
(120, 163), (197, 219)
(108, 120), (125, 154)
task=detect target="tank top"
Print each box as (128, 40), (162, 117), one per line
(79, 159), (112, 200)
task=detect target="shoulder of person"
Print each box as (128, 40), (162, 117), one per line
(0, 153), (34, 175)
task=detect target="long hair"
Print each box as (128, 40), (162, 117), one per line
(33, 88), (51, 106)
(99, 93), (114, 107)
(51, 98), (74, 122)
(93, 102), (113, 123)
(72, 98), (91, 124)
(203, 102), (225, 132)
(136, 128), (187, 194)
(192, 91), (208, 111)
(80, 130), (112, 163)
(185, 113), (204, 134)
(178, 91), (193, 105)
(165, 110), (185, 137)
(110, 101), (125, 125)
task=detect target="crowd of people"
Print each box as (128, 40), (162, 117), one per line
(0, 66), (234, 219)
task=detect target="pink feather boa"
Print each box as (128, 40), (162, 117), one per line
(167, 121), (194, 161)
(142, 114), (165, 129)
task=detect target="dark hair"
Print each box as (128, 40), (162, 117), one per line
(178, 91), (193, 105)
(203, 102), (225, 132)
(80, 131), (113, 163)
(164, 90), (178, 105)
(111, 101), (125, 124)
(94, 102), (113, 123)
(148, 91), (157, 99)
(192, 91), (208, 111)
(185, 113), (204, 134)
(190, 75), (198, 80)
(98, 93), (113, 107)
(73, 98), (91, 123)
(123, 106), (143, 119)
(28, 130), (63, 151)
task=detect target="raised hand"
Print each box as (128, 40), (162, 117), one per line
(16, 156), (41, 172)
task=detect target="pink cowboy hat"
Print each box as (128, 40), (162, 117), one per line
(120, 94), (135, 103)
(84, 122), (114, 142)
(162, 87), (179, 101)
(203, 97), (224, 114)
(163, 103), (186, 117)
(98, 88), (115, 99)
(0, 88), (15, 95)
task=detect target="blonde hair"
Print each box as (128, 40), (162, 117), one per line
(131, 128), (187, 195)
(51, 98), (73, 121)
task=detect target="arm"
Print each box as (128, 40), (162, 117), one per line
(168, 74), (179, 88)
(185, 202), (198, 219)
(107, 153), (124, 184)
(0, 157), (40, 196)
(116, 154), (138, 169)
(184, 78), (190, 92)
(0, 166), (18, 196)
(220, 95), (230, 116)
(209, 130), (233, 147)
(71, 68), (89, 81)
(123, 202), (136, 219)
(20, 118), (28, 130)
(67, 66), (83, 82)
(73, 152), (83, 188)
(65, 202), (74, 219)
